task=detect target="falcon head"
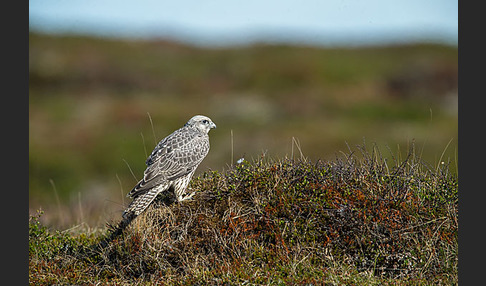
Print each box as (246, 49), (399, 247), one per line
(186, 115), (217, 134)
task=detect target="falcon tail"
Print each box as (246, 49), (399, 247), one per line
(122, 183), (169, 219)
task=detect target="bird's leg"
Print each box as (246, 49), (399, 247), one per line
(178, 191), (195, 202)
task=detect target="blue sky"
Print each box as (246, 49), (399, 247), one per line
(29, 0), (458, 46)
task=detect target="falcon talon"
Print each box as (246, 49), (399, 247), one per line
(178, 192), (196, 202)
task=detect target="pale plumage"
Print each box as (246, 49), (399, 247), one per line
(122, 115), (216, 219)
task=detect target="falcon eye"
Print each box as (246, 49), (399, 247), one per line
(202, 119), (209, 124)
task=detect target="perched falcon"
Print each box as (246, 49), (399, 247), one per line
(122, 115), (216, 220)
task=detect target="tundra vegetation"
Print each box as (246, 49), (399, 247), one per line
(30, 143), (457, 285)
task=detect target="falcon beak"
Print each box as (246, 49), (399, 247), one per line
(210, 122), (217, 129)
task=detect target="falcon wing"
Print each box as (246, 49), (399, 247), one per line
(127, 127), (210, 198)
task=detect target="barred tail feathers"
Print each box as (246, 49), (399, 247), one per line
(122, 183), (168, 219)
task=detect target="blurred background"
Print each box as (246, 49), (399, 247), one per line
(29, 0), (458, 229)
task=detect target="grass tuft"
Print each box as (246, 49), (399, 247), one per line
(29, 143), (457, 284)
